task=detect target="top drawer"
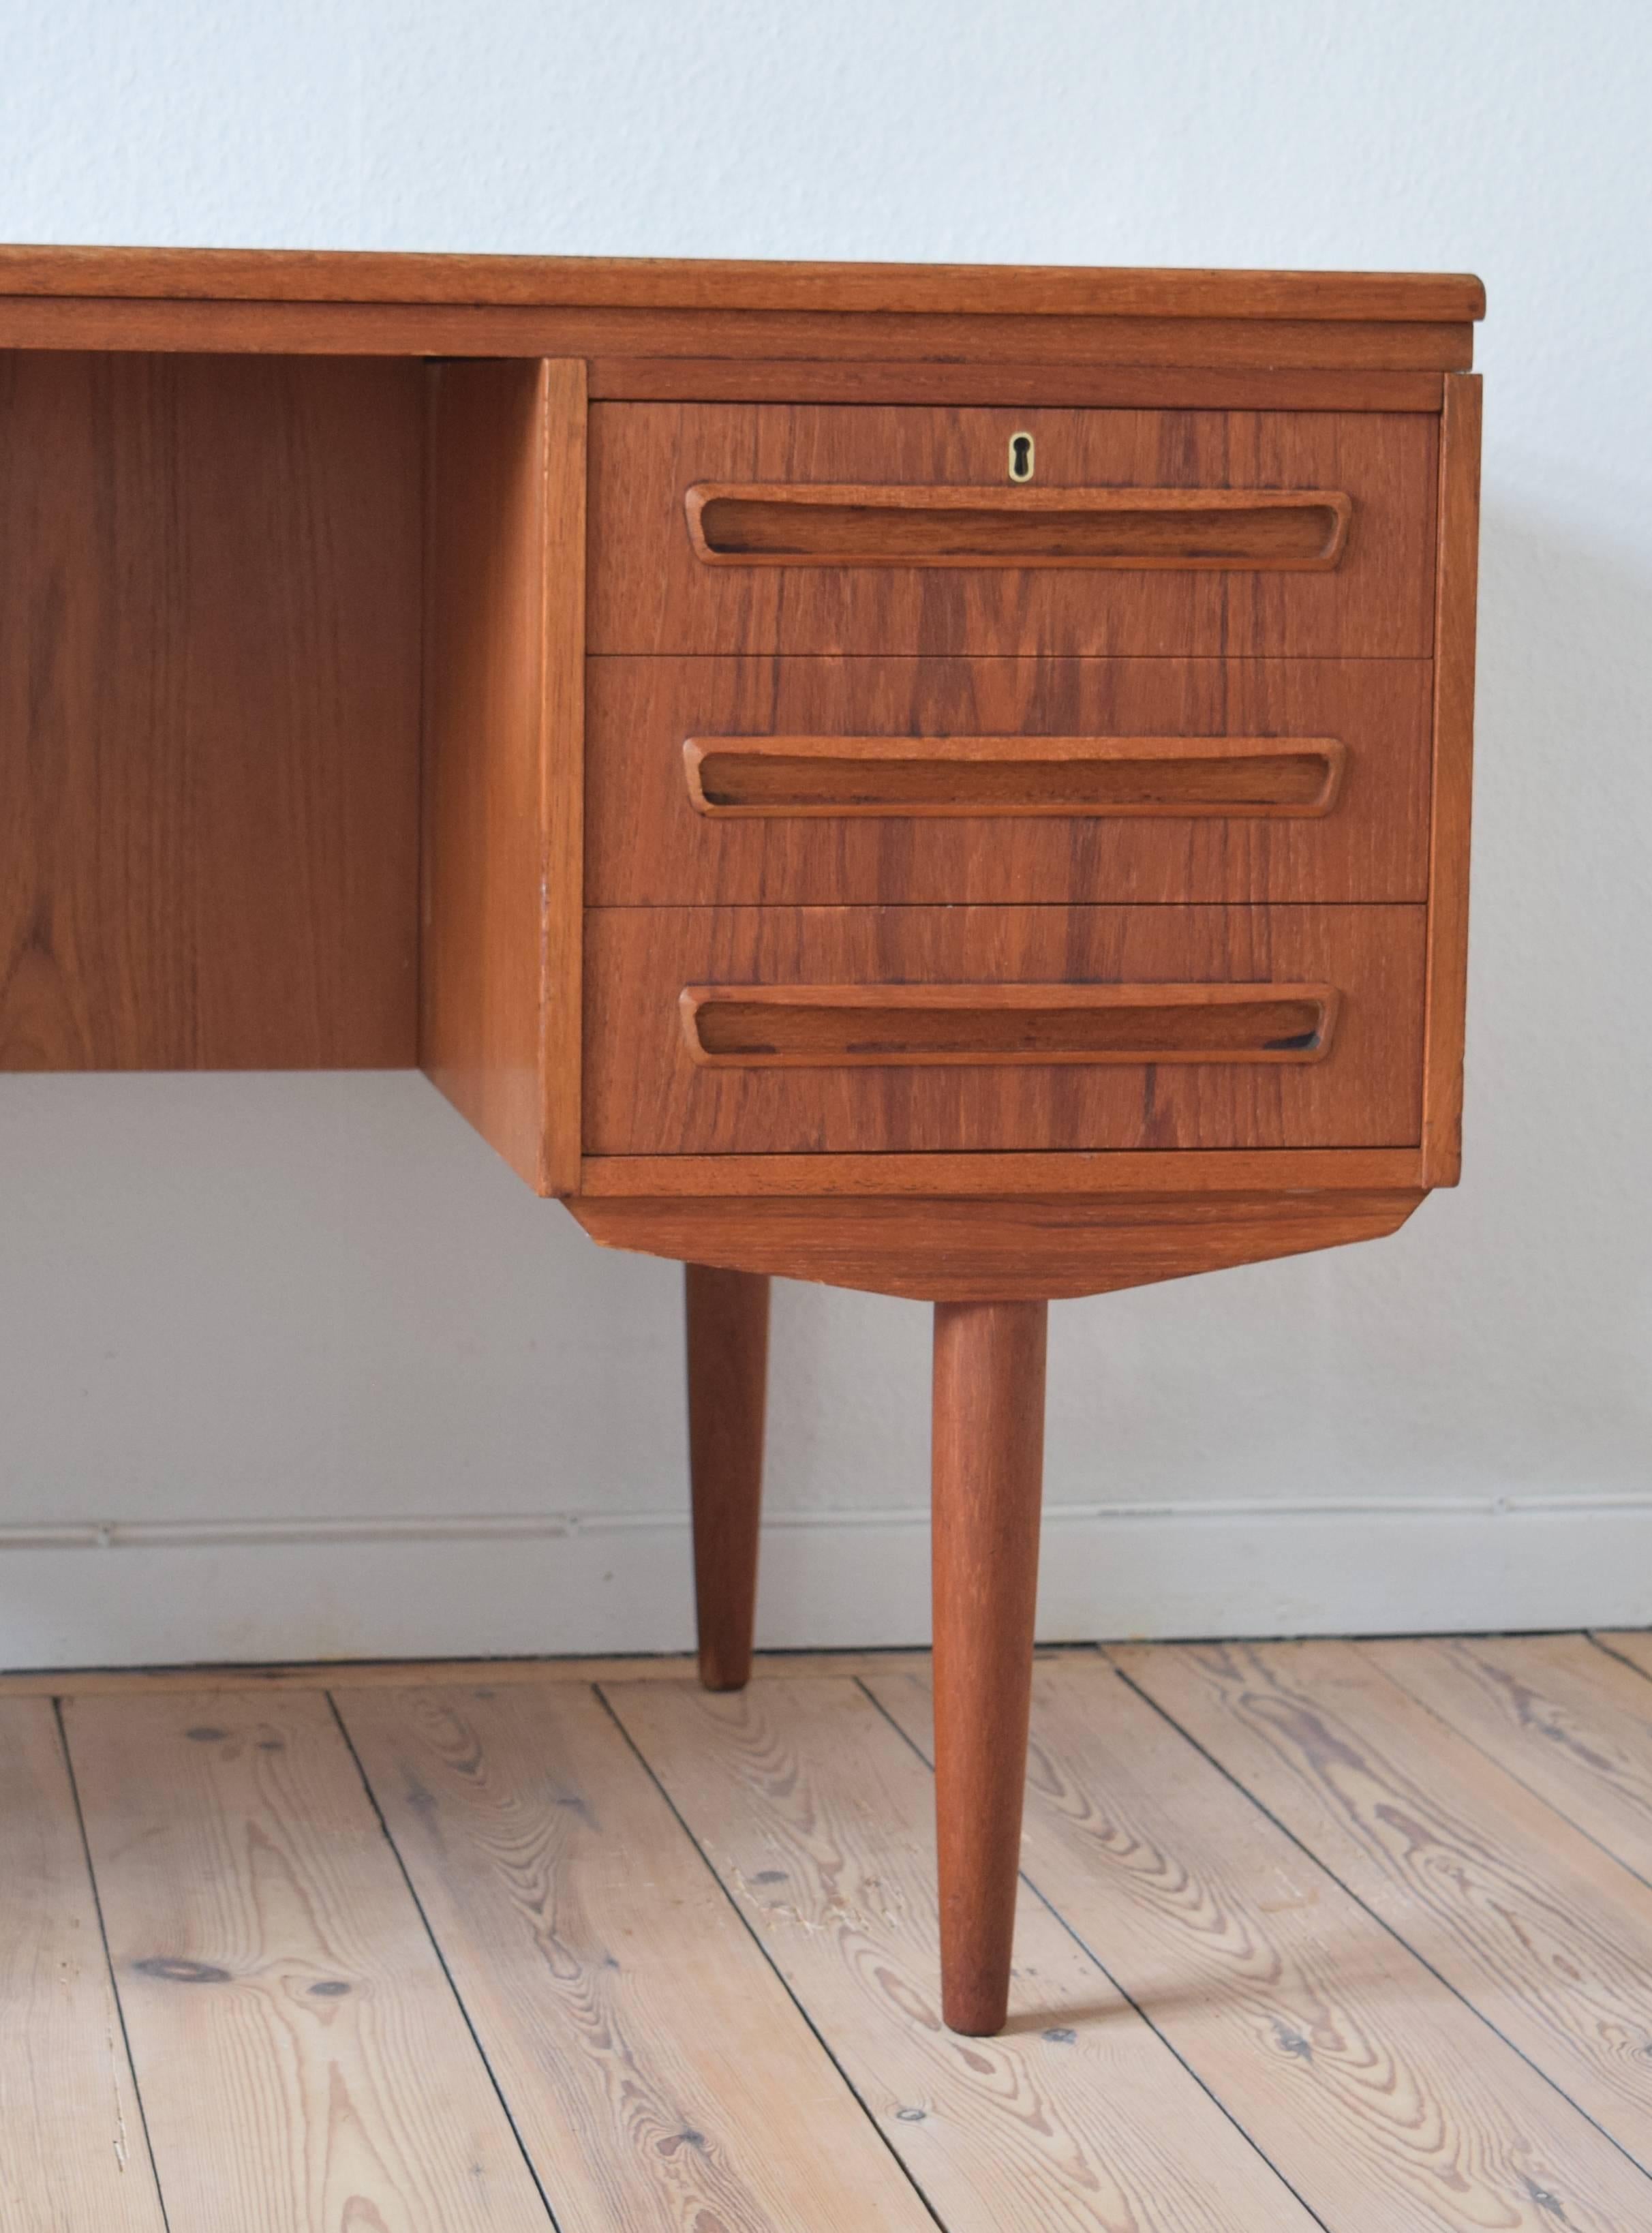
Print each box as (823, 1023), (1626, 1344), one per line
(588, 404), (1439, 658)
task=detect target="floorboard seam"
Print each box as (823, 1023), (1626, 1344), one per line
(593, 1680), (951, 2233)
(323, 1690), (565, 2232)
(853, 1673), (1336, 2233)
(52, 1697), (174, 2233)
(1356, 1640), (1652, 1897)
(1587, 1632), (1652, 1688)
(1112, 1660), (1652, 2187)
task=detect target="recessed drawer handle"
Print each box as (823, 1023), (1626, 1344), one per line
(686, 483), (1352, 571)
(679, 983), (1339, 1067)
(684, 735), (1347, 817)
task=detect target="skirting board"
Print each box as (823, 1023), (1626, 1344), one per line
(2, 1495), (1651, 1669)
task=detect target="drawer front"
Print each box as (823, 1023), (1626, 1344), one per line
(584, 905), (1425, 1155)
(585, 656), (1432, 905)
(587, 404), (1437, 657)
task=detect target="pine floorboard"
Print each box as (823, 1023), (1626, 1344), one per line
(873, 1656), (1652, 2232)
(1114, 1638), (1652, 2170)
(609, 1671), (1317, 2233)
(0, 1699), (166, 2233)
(1368, 1632), (1652, 1882)
(5, 1634), (1652, 2229)
(61, 1690), (553, 2230)
(337, 1677), (936, 2232)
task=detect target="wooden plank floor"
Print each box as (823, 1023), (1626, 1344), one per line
(9, 1635), (1652, 2230)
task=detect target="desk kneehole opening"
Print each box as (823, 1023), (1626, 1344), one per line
(686, 483), (1353, 571)
(684, 735), (1347, 818)
(679, 984), (1341, 1068)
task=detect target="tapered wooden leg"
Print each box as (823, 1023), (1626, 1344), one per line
(686, 1264), (771, 1692)
(931, 1298), (1049, 2035)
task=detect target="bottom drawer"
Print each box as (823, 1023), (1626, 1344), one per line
(583, 905), (1425, 1156)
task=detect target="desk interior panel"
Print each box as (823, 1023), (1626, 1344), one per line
(0, 350), (423, 1069)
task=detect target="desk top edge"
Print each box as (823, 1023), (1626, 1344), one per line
(0, 245), (1486, 324)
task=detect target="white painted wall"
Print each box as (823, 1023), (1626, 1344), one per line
(3, 0), (1650, 1667)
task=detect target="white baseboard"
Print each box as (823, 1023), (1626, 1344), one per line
(3, 1495), (1651, 1670)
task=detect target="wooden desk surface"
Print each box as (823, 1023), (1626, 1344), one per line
(0, 246), (1482, 1299)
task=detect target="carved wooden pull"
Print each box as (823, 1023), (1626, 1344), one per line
(680, 983), (1340, 1067)
(684, 735), (1347, 817)
(686, 483), (1352, 570)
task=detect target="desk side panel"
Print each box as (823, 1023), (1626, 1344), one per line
(1420, 372), (1482, 1185)
(420, 358), (584, 1193)
(0, 351), (422, 1068)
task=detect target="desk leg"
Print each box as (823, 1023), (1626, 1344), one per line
(686, 1265), (771, 1692)
(931, 1298), (1048, 2035)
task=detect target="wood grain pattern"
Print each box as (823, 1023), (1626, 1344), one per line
(587, 359), (1449, 410)
(420, 359), (584, 1194)
(931, 1302), (1047, 2033)
(686, 1264), (770, 1690)
(0, 351), (420, 1070)
(61, 1690), (550, 2232)
(0, 297), (1482, 371)
(583, 904), (1426, 1155)
(589, 404), (1438, 657)
(1420, 371), (1482, 1185)
(339, 1681), (933, 2232)
(587, 657), (1430, 905)
(568, 1188), (1424, 1301)
(1368, 1634), (1652, 1882)
(1116, 1637), (1652, 2168)
(870, 1658), (1652, 2232)
(0, 1699), (166, 2232)
(609, 1673), (1321, 2231)
(0, 245), (1486, 322)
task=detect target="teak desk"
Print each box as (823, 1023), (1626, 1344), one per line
(0, 248), (1483, 2034)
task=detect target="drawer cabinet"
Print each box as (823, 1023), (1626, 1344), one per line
(582, 386), (1452, 1199)
(587, 403), (1439, 656)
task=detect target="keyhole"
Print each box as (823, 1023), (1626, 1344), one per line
(1009, 432), (1035, 483)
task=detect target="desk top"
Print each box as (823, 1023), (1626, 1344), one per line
(0, 247), (1484, 369)
(0, 246), (1486, 322)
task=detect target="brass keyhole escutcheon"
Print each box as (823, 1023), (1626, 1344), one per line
(1008, 431), (1035, 483)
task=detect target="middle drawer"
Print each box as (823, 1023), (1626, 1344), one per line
(585, 656), (1432, 905)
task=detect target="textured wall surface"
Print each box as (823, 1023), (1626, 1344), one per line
(3, 0), (1649, 1663)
